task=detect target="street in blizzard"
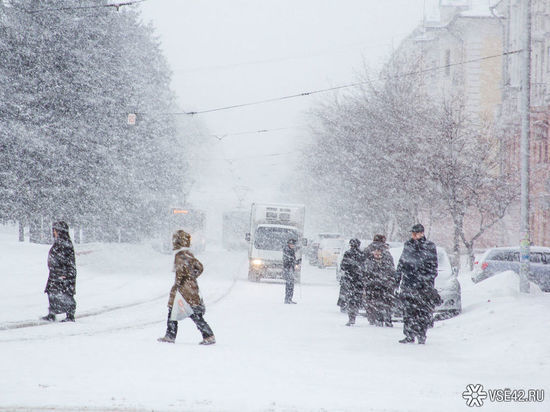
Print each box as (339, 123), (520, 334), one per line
(0, 0), (549, 411)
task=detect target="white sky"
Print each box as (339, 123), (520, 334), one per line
(139, 0), (428, 214)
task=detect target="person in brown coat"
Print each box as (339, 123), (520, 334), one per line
(157, 230), (215, 345)
(363, 234), (396, 327)
(364, 243), (396, 327)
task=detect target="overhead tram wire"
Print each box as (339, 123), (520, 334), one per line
(210, 127), (294, 140)
(163, 49), (522, 116)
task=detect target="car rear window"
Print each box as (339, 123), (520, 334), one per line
(487, 250), (519, 262)
(487, 251), (508, 261)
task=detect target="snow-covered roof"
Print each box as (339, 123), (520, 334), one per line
(459, 0), (501, 17)
(424, 0), (501, 28)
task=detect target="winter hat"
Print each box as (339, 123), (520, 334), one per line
(287, 238), (297, 245)
(411, 223), (425, 233)
(173, 230), (191, 250)
(373, 234), (386, 243)
(52, 221), (69, 233)
(349, 238), (361, 248)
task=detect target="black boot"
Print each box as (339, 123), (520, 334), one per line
(61, 313), (75, 322)
(158, 309), (177, 342)
(41, 314), (56, 322)
(417, 336), (426, 344)
(399, 336), (415, 344)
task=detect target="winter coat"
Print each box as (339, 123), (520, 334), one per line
(339, 246), (366, 306)
(283, 245), (298, 271)
(45, 237), (77, 296)
(396, 236), (439, 308)
(363, 240), (389, 255)
(364, 248), (396, 296)
(168, 248), (204, 308)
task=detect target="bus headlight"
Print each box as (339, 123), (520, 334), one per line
(252, 259), (263, 266)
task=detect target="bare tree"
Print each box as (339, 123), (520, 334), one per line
(300, 54), (517, 266)
(423, 99), (519, 269)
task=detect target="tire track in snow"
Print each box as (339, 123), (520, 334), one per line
(0, 260), (242, 341)
(0, 293), (167, 331)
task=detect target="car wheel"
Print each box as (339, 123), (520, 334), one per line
(248, 270), (260, 282)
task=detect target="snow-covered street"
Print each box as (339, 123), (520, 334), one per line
(2, 1), (549, 411)
(1, 226), (548, 412)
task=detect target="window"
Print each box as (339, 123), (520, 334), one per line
(530, 253), (542, 263)
(254, 227), (298, 251)
(487, 251), (508, 261)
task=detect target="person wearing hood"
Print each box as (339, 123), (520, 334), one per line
(395, 224), (439, 344)
(42, 221), (77, 322)
(364, 235), (396, 327)
(158, 230), (215, 345)
(339, 238), (366, 326)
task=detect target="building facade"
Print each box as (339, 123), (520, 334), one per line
(495, 0), (550, 246)
(393, 0), (503, 122)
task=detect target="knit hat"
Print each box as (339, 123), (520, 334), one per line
(173, 230), (191, 250)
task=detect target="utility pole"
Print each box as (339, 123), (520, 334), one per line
(519, 0), (532, 293)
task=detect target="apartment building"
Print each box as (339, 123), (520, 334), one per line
(495, 0), (550, 246)
(393, 0), (503, 122)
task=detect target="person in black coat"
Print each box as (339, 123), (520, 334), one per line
(339, 238), (366, 326)
(395, 224), (439, 344)
(282, 238), (300, 304)
(42, 221), (77, 322)
(364, 237), (396, 327)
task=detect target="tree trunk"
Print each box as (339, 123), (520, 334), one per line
(466, 242), (475, 271)
(29, 218), (41, 244)
(453, 222), (461, 272)
(18, 221), (24, 242)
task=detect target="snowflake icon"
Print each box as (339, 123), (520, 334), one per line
(462, 384), (488, 407)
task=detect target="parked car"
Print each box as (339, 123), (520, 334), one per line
(307, 233), (341, 266)
(317, 237), (344, 268)
(390, 246), (462, 319)
(472, 246), (550, 292)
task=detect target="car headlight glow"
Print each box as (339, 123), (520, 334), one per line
(252, 259), (263, 266)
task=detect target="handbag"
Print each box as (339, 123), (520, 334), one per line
(170, 291), (195, 321)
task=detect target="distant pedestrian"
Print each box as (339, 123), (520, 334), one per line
(282, 238), (300, 304)
(396, 224), (439, 344)
(364, 236), (396, 327)
(42, 221), (77, 322)
(339, 238), (366, 326)
(158, 230), (215, 345)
